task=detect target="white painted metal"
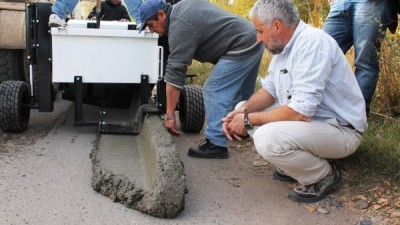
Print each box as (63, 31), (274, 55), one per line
(67, 20), (137, 30)
(51, 20), (161, 84)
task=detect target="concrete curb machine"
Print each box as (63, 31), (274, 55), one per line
(0, 2), (205, 218)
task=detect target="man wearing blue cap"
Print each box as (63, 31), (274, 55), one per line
(139, 0), (264, 159)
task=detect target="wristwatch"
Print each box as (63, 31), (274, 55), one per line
(162, 114), (175, 121)
(243, 113), (254, 130)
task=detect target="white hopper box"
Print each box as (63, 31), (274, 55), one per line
(51, 20), (162, 84)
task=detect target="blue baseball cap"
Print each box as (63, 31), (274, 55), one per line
(139, 0), (168, 32)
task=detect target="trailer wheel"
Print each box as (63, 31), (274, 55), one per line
(0, 49), (40, 100)
(0, 81), (31, 132)
(178, 84), (205, 133)
(0, 49), (24, 83)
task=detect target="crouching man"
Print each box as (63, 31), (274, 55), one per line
(222, 0), (367, 203)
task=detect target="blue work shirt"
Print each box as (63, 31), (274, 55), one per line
(261, 21), (368, 132)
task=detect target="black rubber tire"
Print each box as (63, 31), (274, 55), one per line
(178, 84), (205, 133)
(0, 49), (39, 100)
(0, 49), (24, 83)
(0, 81), (31, 132)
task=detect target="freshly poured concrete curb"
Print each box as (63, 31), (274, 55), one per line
(90, 115), (186, 218)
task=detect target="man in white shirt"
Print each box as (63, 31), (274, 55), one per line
(222, 0), (367, 203)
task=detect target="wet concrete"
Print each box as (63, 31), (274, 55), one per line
(91, 115), (186, 218)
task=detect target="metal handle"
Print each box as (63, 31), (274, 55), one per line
(96, 0), (101, 28)
(158, 46), (164, 81)
(96, 0), (101, 14)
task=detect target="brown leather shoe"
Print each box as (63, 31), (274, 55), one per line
(188, 139), (228, 159)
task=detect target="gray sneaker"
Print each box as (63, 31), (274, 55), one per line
(48, 14), (66, 27)
(288, 164), (341, 203)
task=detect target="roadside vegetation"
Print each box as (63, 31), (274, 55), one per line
(188, 0), (400, 223)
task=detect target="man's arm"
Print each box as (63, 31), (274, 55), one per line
(237, 88), (275, 114)
(164, 83), (182, 136)
(247, 104), (311, 126)
(223, 88), (274, 140)
(223, 88), (310, 140)
(163, 17), (199, 136)
(243, 89), (310, 125)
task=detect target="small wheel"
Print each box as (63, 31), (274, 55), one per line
(178, 84), (205, 133)
(0, 81), (31, 132)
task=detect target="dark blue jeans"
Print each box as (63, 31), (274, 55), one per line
(323, 0), (390, 114)
(51, 0), (78, 20)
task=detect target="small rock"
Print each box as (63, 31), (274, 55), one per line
(370, 216), (383, 224)
(353, 200), (369, 210)
(228, 179), (240, 187)
(317, 207), (329, 214)
(330, 199), (342, 208)
(359, 220), (372, 225)
(323, 196), (342, 208)
(253, 160), (268, 166)
(304, 204), (318, 212)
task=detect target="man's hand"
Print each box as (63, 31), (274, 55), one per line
(222, 110), (247, 141)
(164, 115), (182, 136)
(327, 0), (334, 5)
(165, 83), (182, 136)
(222, 110), (238, 140)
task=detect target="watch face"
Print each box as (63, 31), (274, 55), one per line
(244, 123), (254, 130)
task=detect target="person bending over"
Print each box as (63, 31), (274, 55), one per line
(139, 0), (264, 159)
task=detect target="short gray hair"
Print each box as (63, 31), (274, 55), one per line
(249, 0), (300, 27)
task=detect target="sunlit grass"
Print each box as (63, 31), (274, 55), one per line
(342, 114), (400, 181)
(374, 33), (400, 117)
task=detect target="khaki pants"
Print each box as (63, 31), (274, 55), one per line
(237, 102), (363, 185)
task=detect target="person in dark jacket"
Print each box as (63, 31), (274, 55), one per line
(87, 0), (131, 21)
